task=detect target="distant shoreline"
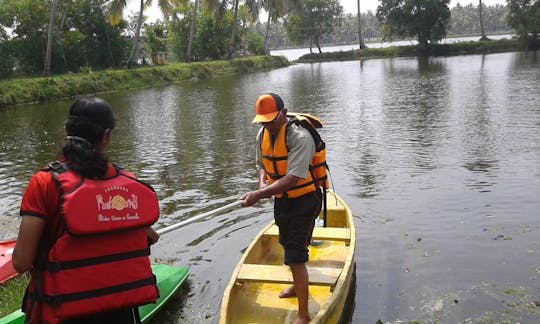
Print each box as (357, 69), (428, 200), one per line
(271, 34), (516, 61)
(293, 38), (527, 63)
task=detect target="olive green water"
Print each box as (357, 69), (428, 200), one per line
(1, 51), (539, 323)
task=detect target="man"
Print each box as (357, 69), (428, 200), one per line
(241, 93), (323, 324)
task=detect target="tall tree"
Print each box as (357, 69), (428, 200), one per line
(263, 0), (272, 53)
(203, 0), (241, 58)
(357, 0), (366, 49)
(256, 0), (301, 54)
(187, 0), (199, 61)
(228, 0), (240, 58)
(506, 0), (539, 46)
(376, 0), (450, 50)
(285, 0), (344, 53)
(160, 0), (192, 61)
(478, 0), (488, 40)
(205, 0), (264, 58)
(108, 0), (173, 68)
(44, 0), (59, 76)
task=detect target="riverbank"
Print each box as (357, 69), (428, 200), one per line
(296, 38), (528, 63)
(0, 56), (289, 108)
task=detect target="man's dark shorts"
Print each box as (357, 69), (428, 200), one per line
(274, 189), (323, 265)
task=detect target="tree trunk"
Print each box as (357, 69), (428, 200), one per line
(128, 0), (144, 68)
(357, 0), (367, 49)
(100, 5), (115, 67)
(227, 0), (239, 59)
(105, 28), (114, 66)
(186, 0), (199, 62)
(478, 0), (488, 40)
(263, 0), (273, 54)
(43, 0), (59, 76)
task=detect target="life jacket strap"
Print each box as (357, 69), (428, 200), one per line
(48, 160), (69, 174)
(261, 154), (287, 162)
(29, 275), (157, 305)
(46, 247), (151, 273)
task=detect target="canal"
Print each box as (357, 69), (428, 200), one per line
(1, 50), (539, 323)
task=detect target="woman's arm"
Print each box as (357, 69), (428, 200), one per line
(13, 215), (46, 273)
(146, 227), (159, 245)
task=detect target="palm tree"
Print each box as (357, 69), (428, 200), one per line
(186, 0), (199, 62)
(205, 0), (268, 58)
(227, 0), (240, 58)
(160, 0), (192, 62)
(248, 0), (300, 54)
(107, 0), (173, 68)
(263, 0), (272, 53)
(478, 0), (488, 40)
(203, 0), (237, 58)
(357, 0), (367, 49)
(43, 0), (59, 76)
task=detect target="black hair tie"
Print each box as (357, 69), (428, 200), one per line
(65, 136), (92, 147)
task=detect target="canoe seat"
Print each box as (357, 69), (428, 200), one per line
(236, 264), (341, 286)
(263, 224), (350, 244)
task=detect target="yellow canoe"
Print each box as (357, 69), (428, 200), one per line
(219, 190), (356, 323)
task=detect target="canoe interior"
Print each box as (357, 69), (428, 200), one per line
(0, 240), (17, 284)
(221, 190), (355, 324)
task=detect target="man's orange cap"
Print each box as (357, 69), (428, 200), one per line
(252, 93), (284, 123)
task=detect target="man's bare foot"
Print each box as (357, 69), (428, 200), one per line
(278, 286), (296, 298)
(293, 315), (310, 324)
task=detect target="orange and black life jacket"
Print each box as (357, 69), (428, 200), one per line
(24, 161), (159, 324)
(260, 113), (329, 199)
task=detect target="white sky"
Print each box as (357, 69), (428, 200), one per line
(341, 0), (507, 13)
(127, 0), (508, 22)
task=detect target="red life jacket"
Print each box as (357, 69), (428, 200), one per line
(25, 162), (160, 324)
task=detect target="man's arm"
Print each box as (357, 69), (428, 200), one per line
(242, 173), (299, 206)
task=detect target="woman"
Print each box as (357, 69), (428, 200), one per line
(13, 97), (160, 324)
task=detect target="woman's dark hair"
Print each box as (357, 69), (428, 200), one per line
(63, 97), (116, 178)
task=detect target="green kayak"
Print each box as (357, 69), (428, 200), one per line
(0, 264), (189, 324)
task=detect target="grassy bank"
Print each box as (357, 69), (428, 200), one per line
(0, 274), (28, 317)
(0, 56), (289, 108)
(297, 38), (527, 63)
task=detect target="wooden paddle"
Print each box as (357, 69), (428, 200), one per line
(156, 200), (243, 235)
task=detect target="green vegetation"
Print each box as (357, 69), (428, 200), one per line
(263, 4), (512, 50)
(1, 0), (537, 81)
(0, 56), (289, 108)
(285, 0), (344, 53)
(376, 0), (451, 49)
(506, 0), (540, 47)
(296, 38), (526, 62)
(0, 274), (29, 317)
(0, 0), (538, 108)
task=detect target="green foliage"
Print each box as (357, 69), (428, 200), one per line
(143, 21), (168, 56)
(376, 0), (451, 49)
(507, 0), (540, 46)
(0, 41), (16, 78)
(0, 56), (289, 108)
(244, 31), (265, 55)
(285, 0), (344, 52)
(0, 274), (29, 317)
(80, 65), (93, 74)
(168, 8), (235, 61)
(0, 0), (130, 78)
(0, 0), (48, 75)
(449, 4), (510, 36)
